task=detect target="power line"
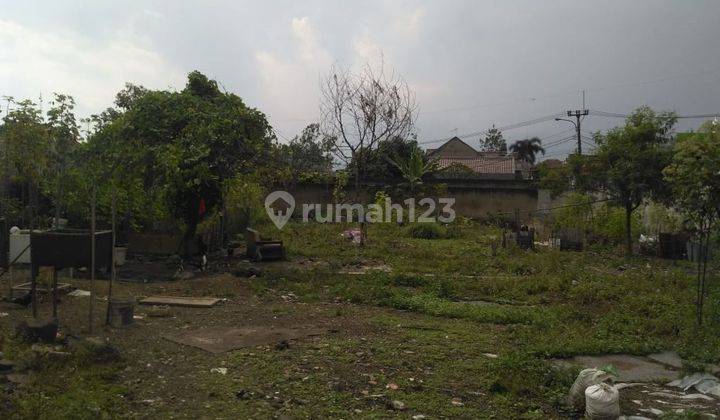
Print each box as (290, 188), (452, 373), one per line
(590, 109), (720, 119)
(543, 136), (576, 150)
(419, 112), (564, 146)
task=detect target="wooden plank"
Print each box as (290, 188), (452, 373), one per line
(12, 282), (72, 294)
(138, 296), (221, 308)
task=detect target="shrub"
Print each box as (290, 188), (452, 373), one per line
(392, 273), (427, 287)
(407, 223), (446, 239)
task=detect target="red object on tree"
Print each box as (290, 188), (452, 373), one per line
(198, 198), (206, 216)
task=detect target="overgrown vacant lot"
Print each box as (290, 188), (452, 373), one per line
(1, 221), (718, 418)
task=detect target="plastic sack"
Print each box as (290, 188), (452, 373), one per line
(585, 383), (619, 419)
(568, 368), (612, 409)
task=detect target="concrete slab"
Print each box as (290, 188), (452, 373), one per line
(647, 351), (684, 369)
(138, 296), (222, 308)
(564, 354), (682, 382)
(164, 325), (324, 353)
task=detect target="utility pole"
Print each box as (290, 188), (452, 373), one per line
(567, 109), (588, 154)
(555, 109), (589, 155)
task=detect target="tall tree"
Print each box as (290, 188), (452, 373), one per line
(663, 120), (720, 324)
(86, 71), (272, 254)
(2, 100), (50, 226)
(47, 93), (80, 225)
(509, 137), (545, 164)
(320, 63), (417, 189)
(276, 123), (333, 185)
(480, 125), (506, 153)
(591, 106), (676, 255)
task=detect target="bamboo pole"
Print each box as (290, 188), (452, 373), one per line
(106, 186), (116, 325)
(89, 183), (96, 333)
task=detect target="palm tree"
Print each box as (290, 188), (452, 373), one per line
(391, 147), (437, 194)
(509, 137), (545, 164)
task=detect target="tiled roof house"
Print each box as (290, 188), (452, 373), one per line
(426, 137), (533, 178)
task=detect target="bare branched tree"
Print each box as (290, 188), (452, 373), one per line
(320, 62), (417, 189)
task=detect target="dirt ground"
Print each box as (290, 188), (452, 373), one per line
(0, 264), (389, 418)
(2, 242), (720, 418)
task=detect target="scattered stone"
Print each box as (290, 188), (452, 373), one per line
(412, 415), (427, 420)
(10, 292), (31, 307)
(233, 264), (262, 278)
(615, 382), (644, 390)
(482, 353), (499, 359)
(275, 340), (290, 351)
(235, 389), (255, 400)
(388, 400), (406, 411)
(173, 269), (195, 280)
(451, 397), (464, 407)
(640, 408), (664, 416)
(15, 319), (59, 343)
(6, 373), (29, 385)
(210, 367), (228, 375)
(386, 383), (399, 390)
(31, 344), (71, 360)
(0, 359), (15, 372)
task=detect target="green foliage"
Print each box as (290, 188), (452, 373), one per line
(510, 137), (545, 164)
(77, 71), (272, 247)
(552, 193), (642, 244)
(275, 123), (333, 186)
(391, 145), (437, 193)
(586, 106), (677, 254)
(348, 136), (424, 182)
(536, 160), (572, 197)
(664, 121), (720, 235)
(663, 120), (720, 324)
(223, 174), (267, 232)
(407, 222), (446, 239)
(480, 125), (507, 153)
(332, 170), (348, 203)
(552, 193), (594, 231)
(644, 201), (683, 235)
(391, 273), (428, 287)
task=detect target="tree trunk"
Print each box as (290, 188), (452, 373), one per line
(624, 201), (633, 256)
(353, 152), (365, 246)
(696, 233), (705, 325)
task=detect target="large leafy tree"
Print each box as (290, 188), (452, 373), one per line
(509, 137), (544, 164)
(86, 71), (272, 254)
(590, 106), (676, 255)
(46, 93), (80, 224)
(347, 136), (421, 182)
(480, 125), (507, 153)
(663, 121), (720, 324)
(275, 123), (333, 185)
(1, 99), (51, 226)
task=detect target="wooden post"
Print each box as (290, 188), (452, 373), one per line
(52, 267), (58, 320)
(89, 183), (96, 333)
(106, 187), (116, 325)
(31, 265), (37, 318)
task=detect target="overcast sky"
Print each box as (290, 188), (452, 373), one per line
(1, 0), (719, 160)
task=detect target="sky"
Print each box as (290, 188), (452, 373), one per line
(1, 0), (719, 161)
